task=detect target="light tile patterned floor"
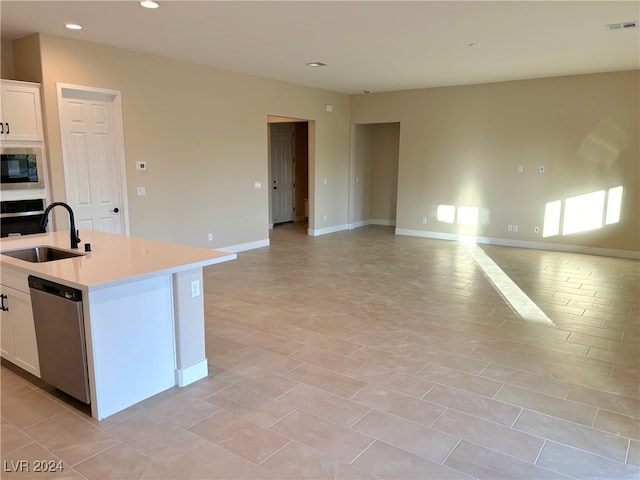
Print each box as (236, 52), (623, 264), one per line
(1, 223), (639, 479)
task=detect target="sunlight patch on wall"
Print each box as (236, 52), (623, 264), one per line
(563, 190), (605, 235)
(457, 206), (479, 227)
(543, 201), (562, 237)
(437, 205), (456, 224)
(464, 241), (553, 326)
(605, 186), (623, 225)
(437, 205), (479, 227)
(543, 186), (623, 238)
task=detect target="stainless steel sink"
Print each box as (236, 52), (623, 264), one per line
(1, 246), (84, 263)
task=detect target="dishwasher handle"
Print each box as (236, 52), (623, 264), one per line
(28, 276), (82, 302)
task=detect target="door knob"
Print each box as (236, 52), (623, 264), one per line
(111, 207), (120, 213)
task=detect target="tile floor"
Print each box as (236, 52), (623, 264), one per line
(1, 223), (639, 479)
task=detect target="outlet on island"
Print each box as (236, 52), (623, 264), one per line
(191, 280), (201, 298)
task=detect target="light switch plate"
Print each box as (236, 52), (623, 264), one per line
(137, 186), (146, 196)
(254, 181), (261, 189)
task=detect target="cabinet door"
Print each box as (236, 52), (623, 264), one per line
(1, 83), (44, 142)
(1, 295), (16, 359)
(3, 287), (40, 377)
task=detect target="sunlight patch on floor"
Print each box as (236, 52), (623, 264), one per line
(464, 240), (554, 326)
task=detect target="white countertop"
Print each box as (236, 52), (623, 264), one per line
(0, 230), (237, 291)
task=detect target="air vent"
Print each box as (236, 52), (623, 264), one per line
(606, 20), (638, 30)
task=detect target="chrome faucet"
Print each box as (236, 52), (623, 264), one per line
(41, 202), (81, 249)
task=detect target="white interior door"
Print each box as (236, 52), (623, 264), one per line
(58, 86), (128, 235)
(270, 123), (294, 224)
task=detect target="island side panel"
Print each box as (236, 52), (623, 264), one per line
(86, 274), (175, 420)
(172, 268), (208, 386)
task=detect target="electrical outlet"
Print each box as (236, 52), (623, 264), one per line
(323, 214), (328, 222)
(136, 186), (146, 196)
(517, 165), (524, 173)
(422, 217), (428, 225)
(508, 224), (513, 232)
(254, 181), (261, 189)
(208, 233), (213, 241)
(191, 280), (200, 298)
(513, 224), (519, 232)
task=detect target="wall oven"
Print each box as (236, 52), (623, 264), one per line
(1, 147), (44, 190)
(1, 199), (46, 237)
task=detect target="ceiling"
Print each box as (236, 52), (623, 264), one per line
(1, 1), (638, 94)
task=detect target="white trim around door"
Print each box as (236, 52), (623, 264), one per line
(56, 83), (130, 235)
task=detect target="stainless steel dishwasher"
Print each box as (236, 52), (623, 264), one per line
(28, 276), (90, 404)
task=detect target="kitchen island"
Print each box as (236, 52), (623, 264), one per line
(0, 230), (236, 420)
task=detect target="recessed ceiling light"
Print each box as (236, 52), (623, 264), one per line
(140, 1), (159, 9)
(65, 23), (83, 30)
(306, 62), (327, 68)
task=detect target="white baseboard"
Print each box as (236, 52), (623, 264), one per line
(371, 218), (396, 226)
(349, 220), (370, 229)
(219, 238), (270, 253)
(395, 228), (640, 260)
(349, 219), (396, 229)
(175, 359), (208, 387)
(308, 224), (349, 236)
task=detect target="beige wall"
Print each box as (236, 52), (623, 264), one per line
(294, 122), (309, 220)
(10, 35), (41, 84)
(352, 123), (400, 224)
(1, 40), (16, 79)
(12, 34), (349, 248)
(370, 123), (399, 222)
(8, 33), (638, 255)
(351, 71), (640, 253)
(353, 124), (373, 223)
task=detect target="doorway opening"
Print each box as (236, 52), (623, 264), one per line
(351, 122), (400, 229)
(267, 117), (311, 233)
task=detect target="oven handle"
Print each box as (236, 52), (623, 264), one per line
(0, 210), (45, 219)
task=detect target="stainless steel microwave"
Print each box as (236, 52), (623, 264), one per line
(0, 147), (44, 190)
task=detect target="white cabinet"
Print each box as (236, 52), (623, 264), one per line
(1, 269), (40, 377)
(0, 293), (16, 358)
(0, 80), (44, 142)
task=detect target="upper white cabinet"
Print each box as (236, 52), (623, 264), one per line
(0, 80), (44, 142)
